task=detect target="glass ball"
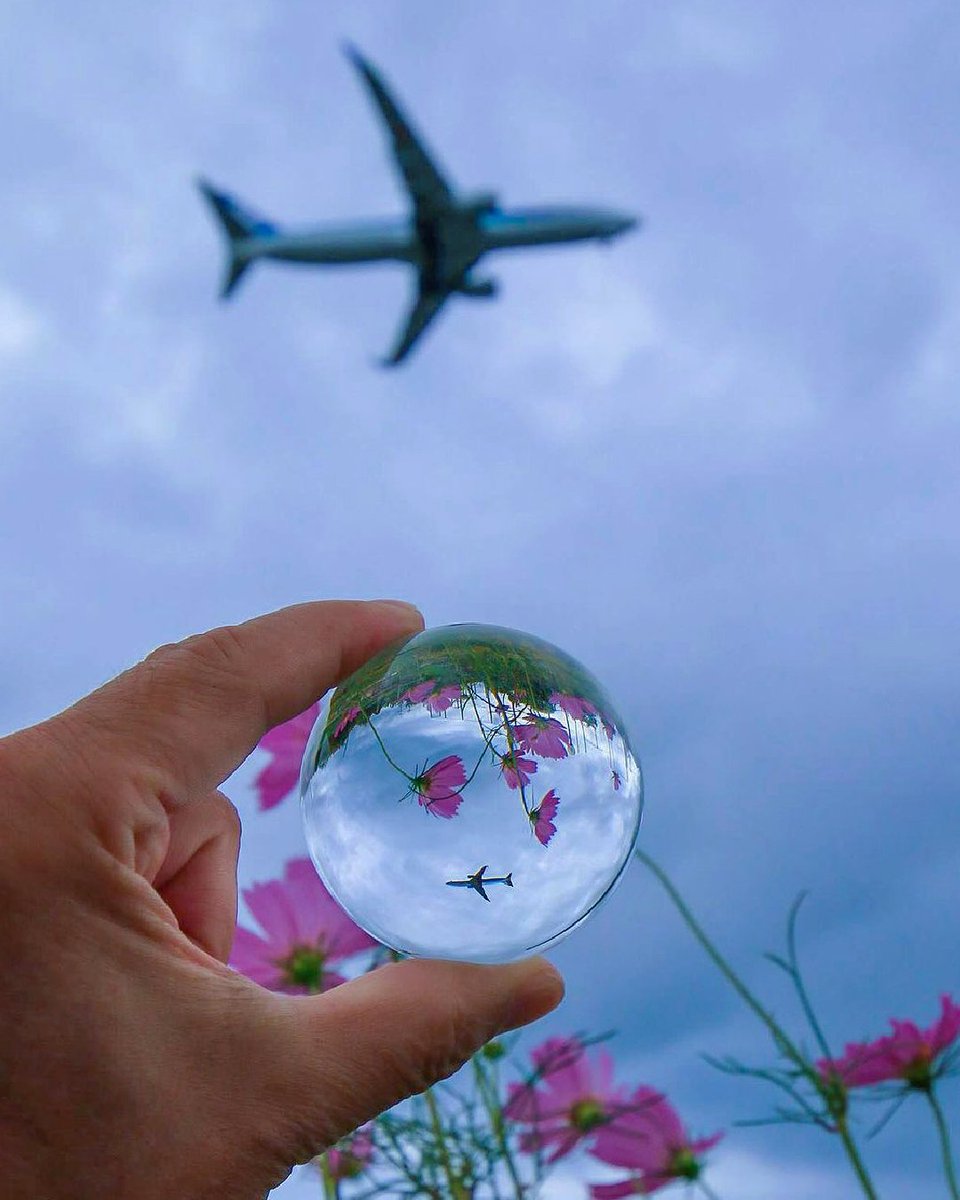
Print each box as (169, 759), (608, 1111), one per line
(300, 623), (643, 964)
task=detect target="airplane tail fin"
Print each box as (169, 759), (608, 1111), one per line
(196, 177), (278, 299)
(504, 873), (514, 888)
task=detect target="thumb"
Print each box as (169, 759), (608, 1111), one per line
(254, 956), (564, 1158)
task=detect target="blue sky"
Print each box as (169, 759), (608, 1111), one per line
(1, 1), (958, 1195)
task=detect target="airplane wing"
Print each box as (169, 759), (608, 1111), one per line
(383, 284), (449, 366)
(471, 865), (490, 902)
(345, 44), (454, 221)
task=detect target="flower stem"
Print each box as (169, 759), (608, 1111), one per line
(927, 1088), (960, 1200)
(834, 1115), (880, 1200)
(634, 851), (807, 1067)
(423, 1085), (459, 1199)
(472, 1055), (525, 1200)
(635, 850), (881, 1200)
(318, 1153), (338, 1200)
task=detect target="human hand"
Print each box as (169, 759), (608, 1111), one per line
(0, 600), (564, 1199)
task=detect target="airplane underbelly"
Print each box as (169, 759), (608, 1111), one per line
(268, 235), (416, 266)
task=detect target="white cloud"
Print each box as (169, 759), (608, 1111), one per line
(0, 282), (45, 361)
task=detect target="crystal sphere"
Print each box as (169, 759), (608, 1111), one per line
(300, 624), (643, 964)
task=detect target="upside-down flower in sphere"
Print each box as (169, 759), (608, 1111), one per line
(230, 858), (378, 993)
(253, 703), (319, 811)
(425, 683), (461, 714)
(500, 750), (538, 790)
(817, 994), (960, 1090)
(529, 789), (560, 846)
(514, 715), (572, 760)
(505, 1036), (632, 1162)
(551, 691), (598, 722)
(319, 1126), (375, 1181)
(589, 1089), (723, 1196)
(402, 680), (437, 705)
(410, 754), (466, 818)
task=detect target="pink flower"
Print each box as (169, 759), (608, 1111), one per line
(529, 789), (560, 846)
(551, 691), (598, 722)
(513, 716), (572, 760)
(230, 858), (378, 994)
(333, 704), (360, 740)
(322, 1126), (375, 1181)
(411, 754), (466, 818)
(426, 684), (461, 714)
(402, 680), (437, 705)
(253, 703), (319, 811)
(505, 1036), (633, 1163)
(817, 995), (960, 1089)
(590, 1090), (723, 1195)
(500, 750), (538, 790)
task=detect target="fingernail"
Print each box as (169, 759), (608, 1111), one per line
(501, 958), (565, 1031)
(368, 599), (424, 624)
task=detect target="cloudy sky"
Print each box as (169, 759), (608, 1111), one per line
(2, 1), (958, 1195)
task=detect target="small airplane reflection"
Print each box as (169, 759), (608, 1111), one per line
(446, 864), (514, 902)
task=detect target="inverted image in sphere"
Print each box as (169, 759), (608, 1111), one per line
(301, 624), (643, 964)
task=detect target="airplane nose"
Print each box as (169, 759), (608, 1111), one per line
(615, 214), (639, 234)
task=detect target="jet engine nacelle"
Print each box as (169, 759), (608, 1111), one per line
(459, 276), (500, 299)
(460, 190), (499, 216)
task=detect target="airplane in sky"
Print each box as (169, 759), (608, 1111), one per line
(446, 865), (514, 902)
(198, 44), (639, 365)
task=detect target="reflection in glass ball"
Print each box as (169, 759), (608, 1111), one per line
(300, 624), (643, 964)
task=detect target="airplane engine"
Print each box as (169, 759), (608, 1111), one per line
(459, 276), (500, 299)
(460, 190), (499, 216)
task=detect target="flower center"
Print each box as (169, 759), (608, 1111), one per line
(283, 946), (326, 991)
(669, 1147), (701, 1180)
(570, 1098), (606, 1132)
(904, 1048), (934, 1090)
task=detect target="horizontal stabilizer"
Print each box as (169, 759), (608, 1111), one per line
(196, 177), (277, 299)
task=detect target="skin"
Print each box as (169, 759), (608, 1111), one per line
(0, 599), (564, 1199)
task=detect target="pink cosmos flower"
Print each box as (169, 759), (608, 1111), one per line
(411, 754), (466, 818)
(513, 716), (572, 760)
(425, 684), (461, 714)
(590, 1089), (723, 1196)
(551, 692), (598, 722)
(529, 789), (560, 847)
(333, 704), (360, 740)
(253, 703), (320, 811)
(505, 1036), (633, 1163)
(402, 680), (437, 705)
(500, 750), (538, 790)
(230, 858), (378, 994)
(322, 1126), (375, 1181)
(817, 994), (960, 1089)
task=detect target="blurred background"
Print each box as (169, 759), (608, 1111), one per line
(1, 1), (958, 1195)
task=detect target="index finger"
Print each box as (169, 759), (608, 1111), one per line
(62, 599), (424, 802)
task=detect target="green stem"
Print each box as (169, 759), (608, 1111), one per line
(318, 1152), (338, 1200)
(635, 852), (809, 1070)
(423, 1085), (459, 1199)
(833, 1116), (880, 1200)
(472, 1056), (525, 1200)
(927, 1088), (960, 1200)
(636, 850), (881, 1200)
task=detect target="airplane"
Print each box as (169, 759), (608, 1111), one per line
(446, 865), (514, 902)
(198, 43), (639, 365)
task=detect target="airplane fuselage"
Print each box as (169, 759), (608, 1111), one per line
(244, 205), (636, 276)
